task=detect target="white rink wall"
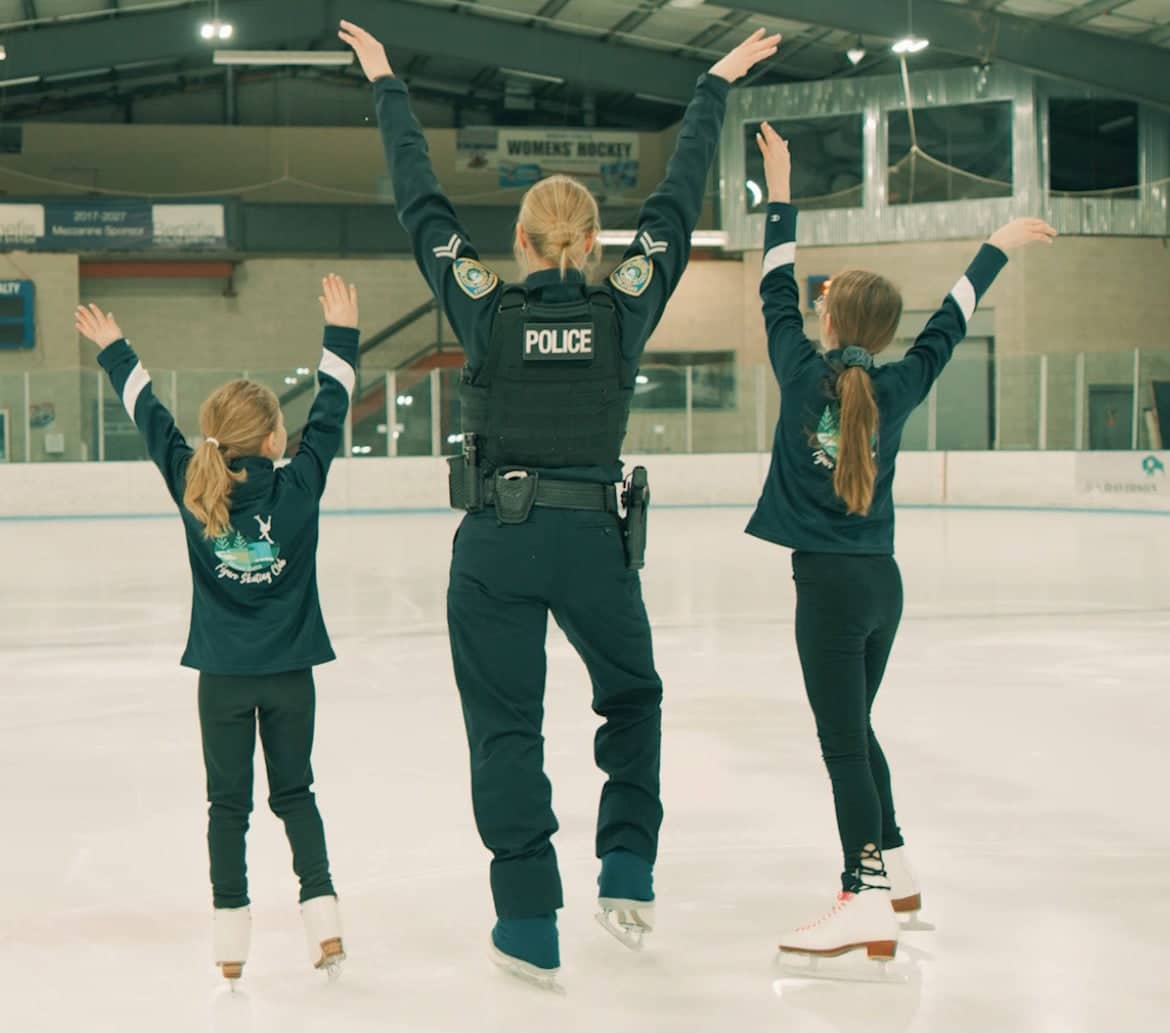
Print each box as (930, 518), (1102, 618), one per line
(0, 451), (1168, 518)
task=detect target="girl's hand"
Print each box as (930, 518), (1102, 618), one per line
(320, 274), (359, 328)
(75, 304), (124, 349)
(755, 121), (791, 204)
(338, 20), (394, 82)
(988, 218), (1058, 252)
(709, 28), (782, 84)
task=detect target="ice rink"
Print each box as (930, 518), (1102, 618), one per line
(2, 505), (1168, 1033)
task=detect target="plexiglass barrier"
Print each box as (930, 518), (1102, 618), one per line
(1, 349), (1167, 464)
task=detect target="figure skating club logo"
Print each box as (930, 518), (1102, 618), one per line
(213, 515), (287, 585)
(810, 404), (876, 471)
(1141, 455), (1165, 478)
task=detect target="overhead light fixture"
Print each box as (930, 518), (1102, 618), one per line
(499, 67), (564, 85)
(596, 229), (728, 249)
(847, 41), (867, 65)
(201, 20), (235, 42)
(213, 50), (355, 66)
(0, 44), (7, 62)
(0, 75), (39, 88)
(892, 36), (929, 55)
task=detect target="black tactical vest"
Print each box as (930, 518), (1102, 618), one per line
(460, 284), (633, 470)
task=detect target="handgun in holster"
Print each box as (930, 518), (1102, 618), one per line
(447, 432), (483, 512)
(621, 466), (650, 571)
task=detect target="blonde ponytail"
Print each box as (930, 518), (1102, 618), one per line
(516, 175), (601, 278)
(183, 379), (282, 540)
(833, 367), (879, 517)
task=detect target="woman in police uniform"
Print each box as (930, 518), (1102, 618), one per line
(340, 19), (780, 987)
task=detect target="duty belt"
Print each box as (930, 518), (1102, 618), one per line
(482, 475), (618, 513)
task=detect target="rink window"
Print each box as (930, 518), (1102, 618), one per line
(743, 115), (864, 212)
(887, 101), (1014, 205)
(634, 352), (736, 410)
(1048, 99), (1139, 199)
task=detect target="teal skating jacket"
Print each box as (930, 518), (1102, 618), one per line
(746, 201), (1009, 555)
(372, 72), (731, 484)
(97, 326), (358, 674)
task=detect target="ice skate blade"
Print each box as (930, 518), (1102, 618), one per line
(490, 944), (565, 995)
(774, 948), (909, 985)
(596, 898), (654, 952)
(898, 914), (935, 932)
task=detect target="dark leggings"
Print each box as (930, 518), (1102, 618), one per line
(198, 669), (335, 909)
(792, 552), (905, 884)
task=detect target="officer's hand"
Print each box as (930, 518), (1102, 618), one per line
(319, 274), (359, 329)
(709, 28), (782, 84)
(338, 20), (394, 82)
(75, 303), (124, 350)
(755, 121), (791, 204)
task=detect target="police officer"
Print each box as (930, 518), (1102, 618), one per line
(340, 20), (780, 987)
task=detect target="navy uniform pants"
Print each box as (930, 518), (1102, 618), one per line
(447, 507), (664, 920)
(197, 669), (335, 909)
(791, 552), (906, 886)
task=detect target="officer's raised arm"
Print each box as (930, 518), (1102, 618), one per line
(607, 29), (780, 347)
(340, 20), (500, 353)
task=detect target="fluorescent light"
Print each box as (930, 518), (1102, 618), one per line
(596, 229), (728, 249)
(0, 44), (7, 61)
(0, 75), (39, 88)
(499, 67), (564, 85)
(892, 36), (929, 55)
(847, 46), (866, 65)
(214, 50), (355, 66)
(746, 179), (764, 208)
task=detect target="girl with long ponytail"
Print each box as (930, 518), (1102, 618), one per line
(747, 122), (1056, 969)
(77, 274), (362, 988)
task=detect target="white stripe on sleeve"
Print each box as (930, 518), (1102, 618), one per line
(949, 276), (977, 326)
(121, 362), (152, 425)
(761, 242), (797, 279)
(319, 349), (355, 401)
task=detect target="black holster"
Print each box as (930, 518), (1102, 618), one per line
(621, 466), (650, 571)
(448, 433), (483, 512)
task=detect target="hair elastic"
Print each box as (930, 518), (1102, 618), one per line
(206, 437), (221, 448)
(840, 345), (875, 371)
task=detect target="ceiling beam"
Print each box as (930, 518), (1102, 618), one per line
(1054, 0), (1132, 27)
(0, 0), (711, 104)
(713, 0), (1170, 109)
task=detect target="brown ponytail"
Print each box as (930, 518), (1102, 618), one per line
(515, 174), (601, 278)
(834, 367), (879, 516)
(183, 379), (281, 540)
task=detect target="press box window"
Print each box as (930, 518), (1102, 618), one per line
(633, 352), (736, 411)
(743, 115), (864, 212)
(1049, 99), (1139, 199)
(887, 102), (1013, 205)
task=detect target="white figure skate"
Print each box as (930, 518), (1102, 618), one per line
(777, 847), (906, 983)
(302, 895), (346, 981)
(213, 906), (251, 989)
(595, 898), (655, 951)
(884, 847), (934, 931)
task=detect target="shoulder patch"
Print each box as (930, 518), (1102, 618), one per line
(453, 258), (499, 300)
(609, 255), (654, 298)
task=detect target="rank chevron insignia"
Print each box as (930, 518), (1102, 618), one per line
(432, 233), (462, 260)
(639, 231), (668, 257)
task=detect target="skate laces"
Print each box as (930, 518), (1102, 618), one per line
(796, 891), (856, 931)
(852, 845), (889, 893)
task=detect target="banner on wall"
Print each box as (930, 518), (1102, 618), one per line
(1076, 452), (1169, 498)
(0, 201), (227, 250)
(456, 127), (640, 195)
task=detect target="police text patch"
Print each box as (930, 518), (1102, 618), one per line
(453, 258), (499, 300)
(609, 255), (653, 297)
(523, 323), (595, 361)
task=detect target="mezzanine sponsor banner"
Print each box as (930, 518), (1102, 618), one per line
(0, 201), (226, 250)
(456, 127), (640, 195)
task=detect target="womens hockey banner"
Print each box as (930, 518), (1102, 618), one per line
(0, 201), (227, 250)
(456, 127), (640, 196)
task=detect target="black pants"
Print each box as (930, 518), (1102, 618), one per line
(447, 507), (664, 920)
(792, 552), (906, 883)
(198, 669), (335, 909)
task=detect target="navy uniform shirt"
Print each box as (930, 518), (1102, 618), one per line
(373, 72), (731, 484)
(746, 201), (1009, 555)
(97, 326), (359, 674)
